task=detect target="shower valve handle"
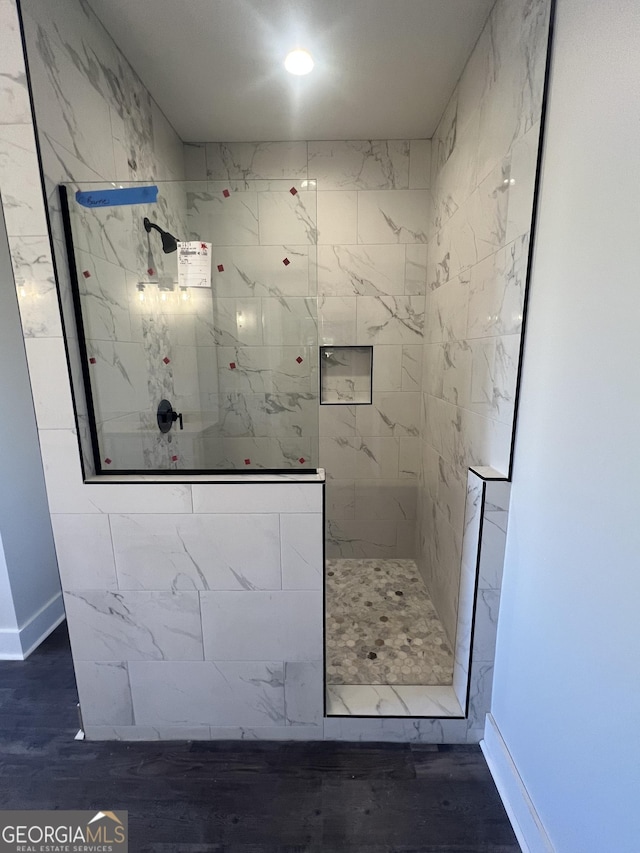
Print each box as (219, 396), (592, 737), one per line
(165, 410), (183, 429)
(157, 400), (184, 433)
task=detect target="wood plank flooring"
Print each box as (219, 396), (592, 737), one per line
(0, 624), (518, 852)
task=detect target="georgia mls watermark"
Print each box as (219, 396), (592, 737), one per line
(0, 811), (128, 853)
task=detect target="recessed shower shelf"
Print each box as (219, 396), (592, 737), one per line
(320, 345), (373, 405)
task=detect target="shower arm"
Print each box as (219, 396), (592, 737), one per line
(143, 217), (179, 253)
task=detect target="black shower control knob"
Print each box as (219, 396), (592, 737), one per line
(157, 399), (183, 433)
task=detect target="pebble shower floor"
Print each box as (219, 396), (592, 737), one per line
(325, 559), (454, 686)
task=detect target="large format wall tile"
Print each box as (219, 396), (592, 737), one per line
(110, 513), (281, 590)
(317, 295), (357, 345)
(405, 244), (428, 295)
(207, 245), (310, 299)
(417, 0), (550, 650)
(258, 190), (317, 245)
(308, 140), (410, 190)
(38, 429), (193, 514)
(280, 513), (323, 590)
(200, 591), (322, 661)
(129, 660), (286, 727)
(206, 142), (308, 182)
(74, 661), (133, 726)
(356, 295), (424, 345)
(0, 0), (30, 124)
(64, 589), (203, 660)
(466, 235), (528, 338)
(357, 190), (430, 244)
(50, 513), (117, 590)
(191, 482), (322, 514)
(0, 124), (49, 236)
(23, 337), (76, 430)
(9, 236), (62, 337)
(325, 479), (355, 520)
(187, 190), (259, 246)
(355, 392), (420, 438)
(326, 519), (398, 559)
(409, 140), (431, 190)
(316, 192), (357, 244)
(353, 480), (417, 521)
(284, 661), (323, 727)
(317, 244), (405, 297)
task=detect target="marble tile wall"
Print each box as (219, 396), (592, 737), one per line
(184, 177), (319, 471)
(18, 0), (216, 472)
(0, 0), (328, 740)
(417, 0), (551, 643)
(59, 482), (325, 739)
(186, 139), (431, 554)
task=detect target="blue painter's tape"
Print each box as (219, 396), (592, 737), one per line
(75, 185), (158, 208)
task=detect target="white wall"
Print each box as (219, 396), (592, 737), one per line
(488, 1), (640, 850)
(0, 203), (63, 659)
(0, 534), (18, 637)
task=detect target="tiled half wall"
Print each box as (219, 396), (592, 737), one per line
(54, 479), (327, 741)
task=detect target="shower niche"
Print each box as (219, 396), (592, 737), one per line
(319, 346), (373, 406)
(59, 178), (319, 474)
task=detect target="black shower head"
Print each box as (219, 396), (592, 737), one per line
(143, 217), (178, 253)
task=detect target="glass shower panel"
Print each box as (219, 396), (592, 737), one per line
(186, 180), (318, 471)
(60, 179), (318, 473)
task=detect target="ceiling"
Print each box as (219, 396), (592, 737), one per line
(87, 0), (495, 142)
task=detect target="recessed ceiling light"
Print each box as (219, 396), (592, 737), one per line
(284, 49), (314, 76)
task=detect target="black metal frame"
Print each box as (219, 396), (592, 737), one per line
(58, 185), (320, 477)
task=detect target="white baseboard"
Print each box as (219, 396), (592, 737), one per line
(0, 592), (65, 660)
(481, 713), (554, 853)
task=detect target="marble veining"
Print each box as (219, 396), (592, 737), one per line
(417, 0), (551, 647)
(326, 684), (462, 718)
(357, 295), (425, 345)
(308, 140), (410, 191)
(205, 142), (308, 183)
(63, 589), (204, 661)
(326, 559), (454, 685)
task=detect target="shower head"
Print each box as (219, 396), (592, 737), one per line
(143, 217), (178, 253)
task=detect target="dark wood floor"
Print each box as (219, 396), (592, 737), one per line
(0, 624), (518, 852)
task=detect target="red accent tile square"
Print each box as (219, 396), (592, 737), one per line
(296, 356), (303, 364)
(217, 264), (224, 272)
(147, 268), (155, 276)
(82, 270), (91, 278)
(289, 186), (298, 195)
(171, 455), (178, 462)
(223, 189), (230, 198)
(229, 362), (236, 369)
(283, 257), (290, 266)
(244, 458), (251, 465)
(104, 458), (112, 465)
(89, 357), (96, 364)
(163, 356), (170, 364)
(298, 457), (306, 464)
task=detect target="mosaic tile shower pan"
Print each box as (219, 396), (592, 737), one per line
(325, 559), (454, 686)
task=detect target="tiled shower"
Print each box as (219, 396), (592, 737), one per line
(1, 0), (552, 736)
(184, 139), (429, 562)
